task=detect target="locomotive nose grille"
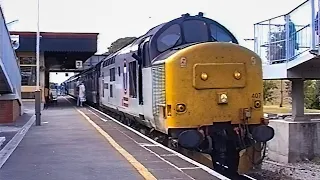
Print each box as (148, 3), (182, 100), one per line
(192, 63), (246, 89)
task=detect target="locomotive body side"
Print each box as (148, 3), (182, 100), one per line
(99, 45), (158, 131)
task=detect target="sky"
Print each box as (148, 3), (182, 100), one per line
(1, 0), (306, 54)
(0, 0), (309, 83)
(50, 72), (76, 84)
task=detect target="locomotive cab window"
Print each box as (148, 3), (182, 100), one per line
(210, 24), (234, 43)
(129, 61), (137, 98)
(182, 20), (209, 43)
(157, 24), (181, 52)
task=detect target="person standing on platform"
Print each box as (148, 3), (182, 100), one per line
(78, 82), (86, 107)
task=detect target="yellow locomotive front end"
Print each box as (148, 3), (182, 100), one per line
(165, 42), (263, 127)
(163, 42), (274, 177)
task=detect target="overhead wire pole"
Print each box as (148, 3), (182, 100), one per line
(35, 0), (41, 126)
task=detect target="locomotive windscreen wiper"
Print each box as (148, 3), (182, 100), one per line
(211, 35), (217, 42)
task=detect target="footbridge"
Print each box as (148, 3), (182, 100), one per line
(0, 6), (22, 120)
(255, 0), (320, 164)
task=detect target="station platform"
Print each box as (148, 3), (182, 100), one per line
(0, 97), (226, 180)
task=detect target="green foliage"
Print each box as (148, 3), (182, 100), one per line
(263, 80), (278, 104)
(284, 81), (292, 97)
(106, 37), (137, 54)
(304, 80), (320, 109)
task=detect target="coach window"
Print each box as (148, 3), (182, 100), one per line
(110, 84), (113, 97)
(129, 61), (137, 98)
(110, 68), (115, 81)
(210, 24), (234, 43)
(182, 20), (208, 43)
(157, 24), (181, 52)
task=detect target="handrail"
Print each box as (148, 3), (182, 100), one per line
(0, 5), (21, 99)
(254, 0), (310, 25)
(0, 6), (19, 67)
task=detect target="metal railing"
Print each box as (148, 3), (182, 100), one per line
(254, 0), (318, 64)
(0, 6), (21, 97)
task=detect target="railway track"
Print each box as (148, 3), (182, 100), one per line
(67, 96), (256, 180)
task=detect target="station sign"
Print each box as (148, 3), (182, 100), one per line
(76, 60), (83, 69)
(10, 35), (20, 50)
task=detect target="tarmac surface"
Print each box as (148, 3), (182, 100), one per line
(0, 98), (143, 180)
(0, 97), (224, 180)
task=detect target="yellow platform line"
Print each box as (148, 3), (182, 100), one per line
(76, 109), (157, 180)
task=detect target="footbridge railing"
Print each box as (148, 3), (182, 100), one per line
(0, 6), (21, 99)
(254, 0), (318, 65)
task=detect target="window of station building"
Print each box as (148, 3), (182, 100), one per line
(157, 24), (182, 52)
(19, 57), (37, 86)
(182, 20), (209, 43)
(22, 92), (35, 99)
(20, 66), (36, 86)
(128, 61), (137, 98)
(109, 68), (116, 81)
(20, 57), (36, 65)
(210, 24), (234, 43)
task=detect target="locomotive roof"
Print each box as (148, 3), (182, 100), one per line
(101, 13), (238, 63)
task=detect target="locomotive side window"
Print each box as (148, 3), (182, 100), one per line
(210, 24), (234, 43)
(129, 61), (137, 98)
(142, 42), (151, 67)
(182, 20), (208, 43)
(157, 24), (181, 52)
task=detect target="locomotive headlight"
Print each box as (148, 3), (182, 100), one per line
(219, 93), (228, 104)
(220, 94), (228, 103)
(234, 71), (241, 80)
(254, 100), (262, 108)
(200, 72), (208, 81)
(176, 104), (186, 113)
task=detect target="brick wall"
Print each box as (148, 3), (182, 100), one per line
(0, 100), (21, 123)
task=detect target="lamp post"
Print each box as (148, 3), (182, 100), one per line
(35, 0), (41, 126)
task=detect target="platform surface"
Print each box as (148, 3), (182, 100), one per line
(0, 97), (223, 180)
(0, 98), (143, 180)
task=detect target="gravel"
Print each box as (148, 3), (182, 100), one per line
(246, 159), (320, 180)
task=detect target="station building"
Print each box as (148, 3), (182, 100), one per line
(9, 31), (99, 102)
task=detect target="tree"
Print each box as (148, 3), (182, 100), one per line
(105, 37), (137, 54)
(263, 80), (278, 104)
(265, 28), (286, 63)
(284, 80), (292, 96)
(304, 80), (320, 109)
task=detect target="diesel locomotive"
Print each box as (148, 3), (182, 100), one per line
(64, 12), (274, 177)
